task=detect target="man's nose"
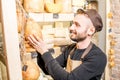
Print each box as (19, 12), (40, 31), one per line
(69, 24), (75, 30)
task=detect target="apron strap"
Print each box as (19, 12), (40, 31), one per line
(80, 42), (93, 60)
(69, 42), (93, 60)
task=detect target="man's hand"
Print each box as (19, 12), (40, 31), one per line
(27, 35), (48, 55)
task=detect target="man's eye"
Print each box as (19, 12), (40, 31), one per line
(75, 23), (80, 27)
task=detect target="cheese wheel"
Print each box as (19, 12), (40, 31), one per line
(24, 0), (44, 12)
(25, 41), (32, 48)
(45, 2), (62, 13)
(54, 38), (71, 46)
(17, 12), (26, 33)
(25, 19), (43, 40)
(26, 48), (36, 53)
(55, 0), (72, 13)
(54, 28), (66, 38)
(22, 60), (40, 80)
(16, 2), (26, 33)
(25, 19), (43, 52)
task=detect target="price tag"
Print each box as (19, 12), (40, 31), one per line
(22, 65), (28, 71)
(31, 52), (38, 59)
(53, 13), (59, 19)
(109, 28), (112, 33)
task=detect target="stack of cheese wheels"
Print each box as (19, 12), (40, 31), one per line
(55, 0), (72, 13)
(25, 18), (43, 53)
(22, 60), (40, 80)
(23, 0), (44, 12)
(44, 0), (62, 13)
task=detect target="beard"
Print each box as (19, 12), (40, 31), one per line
(69, 30), (87, 42)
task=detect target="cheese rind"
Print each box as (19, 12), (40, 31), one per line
(24, 0), (44, 12)
(45, 2), (62, 13)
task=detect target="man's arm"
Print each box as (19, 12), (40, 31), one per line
(37, 53), (49, 74)
(37, 44), (73, 75)
(41, 50), (106, 80)
(37, 51), (66, 74)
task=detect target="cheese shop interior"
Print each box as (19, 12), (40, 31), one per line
(0, 0), (120, 80)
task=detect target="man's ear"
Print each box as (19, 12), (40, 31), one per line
(88, 26), (95, 36)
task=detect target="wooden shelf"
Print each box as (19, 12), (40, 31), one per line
(28, 13), (74, 22)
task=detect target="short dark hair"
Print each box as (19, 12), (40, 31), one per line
(77, 9), (103, 32)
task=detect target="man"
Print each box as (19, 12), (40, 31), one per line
(27, 9), (107, 80)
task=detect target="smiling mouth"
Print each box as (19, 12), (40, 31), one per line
(69, 30), (77, 35)
(69, 32), (77, 38)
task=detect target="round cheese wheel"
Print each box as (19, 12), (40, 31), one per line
(55, 0), (72, 13)
(45, 2), (62, 13)
(17, 12), (26, 33)
(23, 0), (44, 12)
(25, 19), (43, 52)
(25, 18), (43, 40)
(16, 2), (26, 33)
(22, 60), (40, 80)
(26, 47), (36, 53)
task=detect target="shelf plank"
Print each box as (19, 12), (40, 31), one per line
(28, 13), (44, 22)
(44, 13), (74, 22)
(28, 13), (74, 22)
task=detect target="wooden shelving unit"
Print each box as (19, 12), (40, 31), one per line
(0, 0), (22, 79)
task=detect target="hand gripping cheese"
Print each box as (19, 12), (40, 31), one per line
(25, 18), (43, 40)
(25, 18), (43, 52)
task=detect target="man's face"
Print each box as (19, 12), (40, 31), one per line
(69, 14), (91, 42)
